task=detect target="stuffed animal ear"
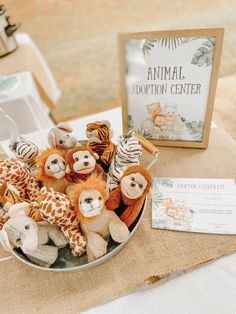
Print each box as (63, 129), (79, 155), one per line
(109, 128), (114, 139)
(8, 203), (30, 218)
(40, 187), (48, 195)
(48, 132), (57, 148)
(118, 135), (124, 143)
(100, 120), (111, 129)
(40, 186), (54, 195)
(0, 229), (12, 252)
(66, 165), (71, 174)
(93, 152), (99, 160)
(57, 122), (73, 133)
(127, 130), (135, 137)
(8, 143), (14, 152)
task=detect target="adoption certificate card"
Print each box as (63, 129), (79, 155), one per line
(152, 178), (236, 234)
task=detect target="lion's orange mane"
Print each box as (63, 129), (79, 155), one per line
(36, 148), (66, 182)
(69, 173), (106, 222)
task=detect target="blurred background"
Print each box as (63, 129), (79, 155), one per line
(2, 0), (236, 138)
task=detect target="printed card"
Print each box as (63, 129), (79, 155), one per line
(152, 178), (236, 234)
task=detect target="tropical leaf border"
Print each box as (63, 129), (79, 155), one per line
(142, 36), (215, 67)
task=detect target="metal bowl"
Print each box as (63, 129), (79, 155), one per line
(11, 197), (147, 272)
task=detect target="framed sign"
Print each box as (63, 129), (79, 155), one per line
(120, 28), (224, 148)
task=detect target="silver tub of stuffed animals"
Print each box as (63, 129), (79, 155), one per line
(8, 197), (147, 272)
(0, 118), (158, 272)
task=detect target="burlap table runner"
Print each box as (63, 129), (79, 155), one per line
(0, 127), (235, 314)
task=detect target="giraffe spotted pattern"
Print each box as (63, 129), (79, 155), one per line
(38, 187), (86, 256)
(0, 159), (40, 202)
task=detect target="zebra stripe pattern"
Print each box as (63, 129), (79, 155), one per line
(9, 137), (39, 175)
(107, 131), (143, 191)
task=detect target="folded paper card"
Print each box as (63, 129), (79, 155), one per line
(152, 178), (236, 234)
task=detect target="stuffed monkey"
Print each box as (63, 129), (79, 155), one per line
(106, 165), (152, 228)
(65, 146), (106, 183)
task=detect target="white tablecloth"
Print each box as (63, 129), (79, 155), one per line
(0, 107), (235, 314)
(85, 253), (236, 314)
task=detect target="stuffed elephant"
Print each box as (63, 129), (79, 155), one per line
(0, 215), (68, 267)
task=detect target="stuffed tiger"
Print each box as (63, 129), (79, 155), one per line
(0, 181), (41, 230)
(86, 120), (115, 170)
(106, 131), (143, 192)
(9, 137), (39, 176)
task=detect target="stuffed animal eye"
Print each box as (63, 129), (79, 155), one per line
(139, 184), (143, 189)
(75, 157), (79, 161)
(90, 128), (94, 131)
(6, 164), (11, 169)
(59, 140), (64, 144)
(131, 177), (135, 181)
(16, 237), (21, 243)
(98, 196), (102, 201)
(67, 135), (70, 138)
(55, 196), (60, 200)
(25, 225), (30, 230)
(84, 155), (88, 159)
(47, 166), (50, 169)
(0, 202), (3, 208)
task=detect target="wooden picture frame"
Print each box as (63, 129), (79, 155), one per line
(120, 28), (224, 148)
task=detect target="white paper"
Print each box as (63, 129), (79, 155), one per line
(152, 178), (236, 234)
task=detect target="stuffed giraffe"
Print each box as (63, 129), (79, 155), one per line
(0, 181), (41, 229)
(38, 187), (86, 256)
(0, 158), (40, 203)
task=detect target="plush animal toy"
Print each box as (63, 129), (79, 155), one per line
(48, 122), (79, 151)
(107, 131), (143, 192)
(0, 215), (68, 267)
(86, 120), (115, 170)
(152, 113), (169, 131)
(0, 181), (41, 227)
(147, 102), (163, 122)
(36, 148), (70, 193)
(38, 187), (86, 256)
(9, 137), (39, 176)
(106, 165), (152, 228)
(0, 158), (40, 202)
(69, 174), (130, 262)
(65, 146), (106, 183)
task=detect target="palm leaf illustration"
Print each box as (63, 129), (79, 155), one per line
(142, 37), (198, 55)
(191, 37), (215, 67)
(142, 39), (158, 55)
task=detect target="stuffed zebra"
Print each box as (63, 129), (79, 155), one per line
(107, 131), (143, 192)
(9, 137), (39, 176)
